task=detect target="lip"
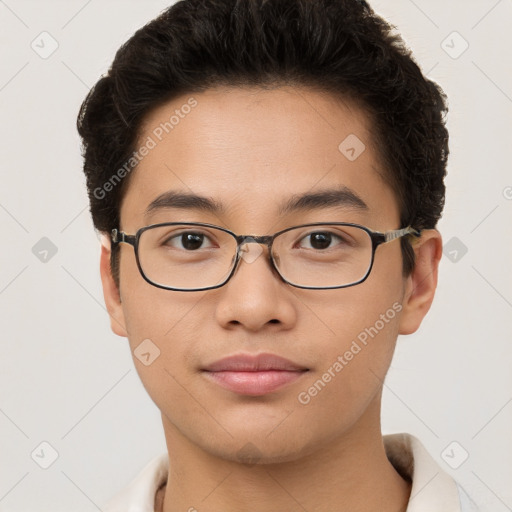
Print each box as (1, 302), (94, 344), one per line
(201, 353), (309, 396)
(202, 353), (308, 372)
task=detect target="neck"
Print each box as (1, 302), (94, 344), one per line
(158, 394), (411, 512)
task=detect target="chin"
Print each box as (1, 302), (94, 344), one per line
(195, 427), (320, 466)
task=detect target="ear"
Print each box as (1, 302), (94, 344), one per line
(398, 229), (443, 335)
(99, 235), (128, 337)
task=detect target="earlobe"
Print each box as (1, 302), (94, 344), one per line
(398, 229), (443, 335)
(99, 236), (128, 338)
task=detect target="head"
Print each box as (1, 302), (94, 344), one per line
(77, 0), (447, 463)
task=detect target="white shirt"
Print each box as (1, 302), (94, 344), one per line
(102, 433), (479, 512)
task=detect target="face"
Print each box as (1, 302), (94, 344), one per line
(102, 85), (436, 464)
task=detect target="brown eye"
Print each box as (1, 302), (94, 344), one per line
(162, 231), (215, 250)
(297, 231), (346, 250)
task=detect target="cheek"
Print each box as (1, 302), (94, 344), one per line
(119, 289), (207, 425)
(120, 281), (207, 370)
(118, 245), (200, 338)
(118, 250), (208, 398)
(301, 292), (403, 388)
(292, 246), (405, 415)
(291, 297), (403, 447)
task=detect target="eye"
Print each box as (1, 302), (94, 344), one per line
(297, 231), (348, 250)
(163, 231), (216, 251)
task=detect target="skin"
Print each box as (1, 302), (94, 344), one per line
(99, 85), (442, 512)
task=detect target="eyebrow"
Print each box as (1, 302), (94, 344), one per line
(144, 185), (368, 219)
(278, 186), (368, 216)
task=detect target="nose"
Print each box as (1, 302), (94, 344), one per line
(213, 239), (297, 332)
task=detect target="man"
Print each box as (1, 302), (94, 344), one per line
(77, 0), (479, 510)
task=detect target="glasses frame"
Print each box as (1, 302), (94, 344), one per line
(111, 222), (421, 292)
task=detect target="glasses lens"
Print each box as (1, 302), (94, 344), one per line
(272, 224), (373, 288)
(138, 224), (237, 290)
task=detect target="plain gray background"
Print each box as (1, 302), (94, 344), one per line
(1, 1), (511, 510)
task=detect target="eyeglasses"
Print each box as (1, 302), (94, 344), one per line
(111, 222), (421, 292)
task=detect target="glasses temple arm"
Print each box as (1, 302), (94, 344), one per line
(384, 226), (421, 242)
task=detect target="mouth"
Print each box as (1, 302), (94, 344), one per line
(201, 352), (309, 396)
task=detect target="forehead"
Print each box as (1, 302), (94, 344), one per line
(120, 85), (399, 230)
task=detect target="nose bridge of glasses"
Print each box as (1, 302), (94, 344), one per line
(234, 235), (275, 265)
(236, 234), (274, 247)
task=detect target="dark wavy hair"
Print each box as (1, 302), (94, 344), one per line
(77, 0), (449, 287)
